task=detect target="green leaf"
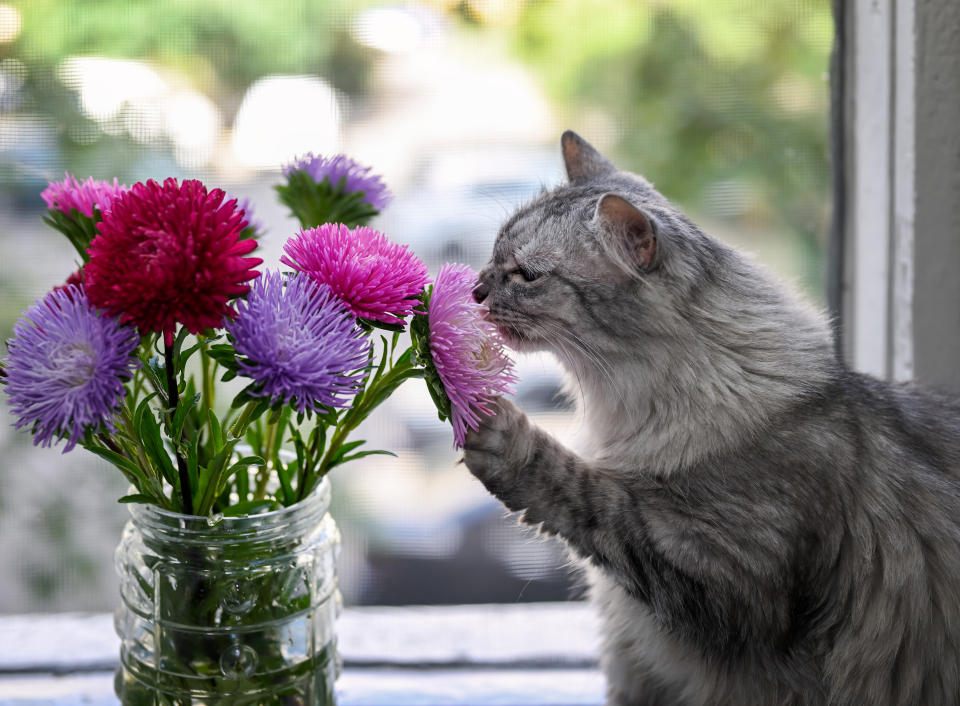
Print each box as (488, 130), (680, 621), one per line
(359, 317), (407, 332)
(42, 208), (100, 262)
(195, 439), (239, 516)
(372, 336), (389, 381)
(328, 439), (365, 466)
(227, 455), (266, 472)
(207, 409), (224, 451)
(179, 340), (203, 370)
(133, 392), (159, 433)
(117, 493), (154, 504)
(141, 355), (168, 396)
(172, 393), (201, 443)
(236, 459), (250, 502)
(219, 455), (265, 504)
(230, 381), (262, 408)
(172, 326), (190, 366)
(310, 422), (327, 458)
(268, 405), (283, 425)
(275, 171), (380, 229)
(364, 367), (427, 414)
(207, 344), (238, 366)
(86, 445), (148, 489)
(276, 461), (296, 505)
(338, 449), (398, 466)
(186, 433), (200, 494)
(424, 365), (452, 420)
(138, 406), (177, 488)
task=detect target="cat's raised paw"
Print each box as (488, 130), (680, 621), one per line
(462, 397), (530, 482)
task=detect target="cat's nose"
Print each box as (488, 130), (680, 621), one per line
(472, 282), (490, 303)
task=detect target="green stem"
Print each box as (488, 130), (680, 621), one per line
(229, 400), (260, 440)
(200, 338), (214, 417)
(255, 420), (280, 499)
(295, 422), (325, 501)
(98, 432), (124, 456)
(300, 356), (420, 500)
(166, 340), (194, 515)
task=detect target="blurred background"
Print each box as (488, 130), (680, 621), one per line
(0, 0), (832, 613)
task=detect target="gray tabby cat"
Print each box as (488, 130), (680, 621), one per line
(464, 131), (960, 705)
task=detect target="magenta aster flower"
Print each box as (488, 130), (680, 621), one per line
(226, 272), (370, 413)
(85, 178), (262, 345)
(283, 153), (391, 211)
(427, 263), (516, 448)
(41, 173), (127, 218)
(4, 285), (139, 452)
(281, 223), (429, 325)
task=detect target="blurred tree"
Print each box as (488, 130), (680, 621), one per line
(0, 0), (372, 198)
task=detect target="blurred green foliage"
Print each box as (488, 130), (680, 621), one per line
(1, 0), (371, 189)
(9, 0), (368, 96)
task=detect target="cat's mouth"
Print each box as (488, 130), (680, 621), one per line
(492, 320), (532, 351)
(485, 308), (535, 350)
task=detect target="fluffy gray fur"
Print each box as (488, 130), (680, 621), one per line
(464, 131), (960, 705)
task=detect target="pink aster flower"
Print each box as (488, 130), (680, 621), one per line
(281, 223), (429, 325)
(41, 173), (127, 218)
(427, 263), (516, 448)
(85, 178), (262, 345)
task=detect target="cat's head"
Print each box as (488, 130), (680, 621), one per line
(474, 130), (731, 361)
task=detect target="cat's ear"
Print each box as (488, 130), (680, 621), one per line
(561, 130), (616, 182)
(594, 193), (658, 271)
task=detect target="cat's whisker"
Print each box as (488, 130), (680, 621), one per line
(533, 318), (626, 412)
(540, 320), (618, 391)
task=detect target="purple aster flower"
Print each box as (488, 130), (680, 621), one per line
(428, 263), (516, 448)
(282, 153), (392, 211)
(4, 285), (140, 452)
(41, 173), (128, 218)
(226, 271), (371, 413)
(281, 223), (429, 325)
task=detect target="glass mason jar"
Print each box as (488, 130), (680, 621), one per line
(113, 477), (341, 705)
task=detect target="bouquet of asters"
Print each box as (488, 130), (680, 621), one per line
(1, 154), (515, 705)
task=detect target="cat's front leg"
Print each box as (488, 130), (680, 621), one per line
(461, 397), (536, 497)
(462, 398), (591, 535)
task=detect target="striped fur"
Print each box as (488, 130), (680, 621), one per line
(463, 131), (960, 705)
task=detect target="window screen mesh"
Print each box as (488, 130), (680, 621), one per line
(0, 0), (831, 612)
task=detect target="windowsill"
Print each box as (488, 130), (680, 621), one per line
(0, 602), (604, 705)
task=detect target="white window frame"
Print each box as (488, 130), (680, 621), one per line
(839, 0), (960, 390)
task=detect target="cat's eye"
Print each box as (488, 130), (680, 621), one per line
(509, 268), (540, 284)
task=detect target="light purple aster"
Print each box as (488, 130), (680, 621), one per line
(428, 263), (517, 448)
(226, 271), (371, 413)
(4, 285), (140, 452)
(282, 153), (392, 211)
